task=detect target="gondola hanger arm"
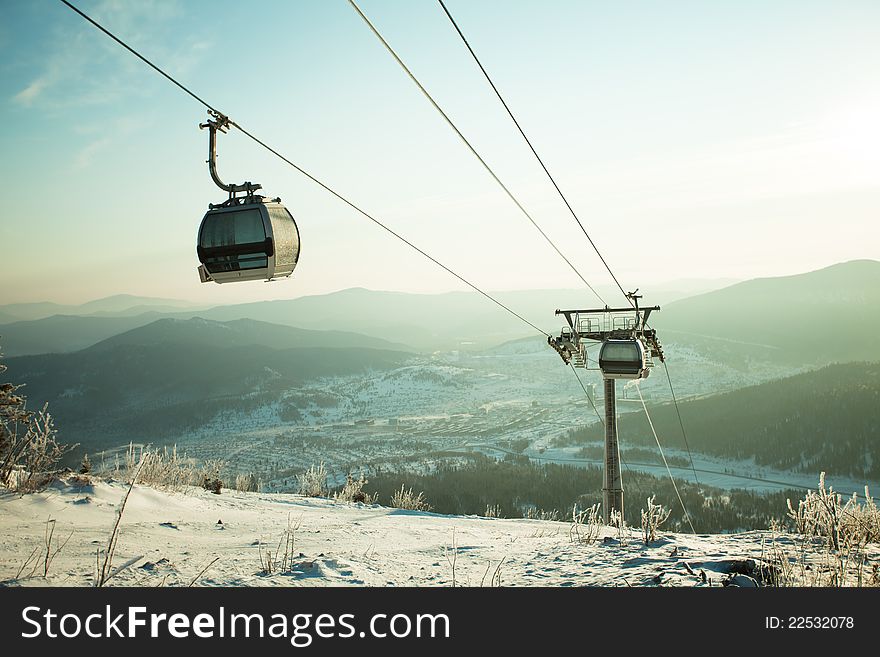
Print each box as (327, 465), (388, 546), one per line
(199, 110), (261, 198)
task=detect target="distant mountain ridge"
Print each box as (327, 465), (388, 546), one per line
(1, 262), (875, 359)
(0, 294), (200, 322)
(86, 317), (411, 352)
(0, 315), (162, 357)
(655, 259), (880, 365)
(0, 310), (412, 357)
(4, 317), (413, 449)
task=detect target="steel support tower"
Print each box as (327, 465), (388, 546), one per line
(603, 377), (624, 522)
(548, 294), (664, 523)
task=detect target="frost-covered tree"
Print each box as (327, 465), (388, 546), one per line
(0, 349), (73, 491)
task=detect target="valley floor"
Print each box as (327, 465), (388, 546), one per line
(3, 476), (873, 588)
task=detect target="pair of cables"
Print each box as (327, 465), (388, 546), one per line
(60, 0), (698, 530)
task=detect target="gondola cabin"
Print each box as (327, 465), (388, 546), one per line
(196, 197), (300, 284)
(598, 338), (650, 379)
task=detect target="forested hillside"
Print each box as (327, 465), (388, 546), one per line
(569, 362), (880, 479)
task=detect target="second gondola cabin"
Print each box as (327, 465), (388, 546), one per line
(196, 197), (300, 284)
(598, 339), (650, 379)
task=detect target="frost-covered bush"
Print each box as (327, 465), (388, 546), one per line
(297, 462), (328, 498)
(198, 459), (224, 494)
(390, 484), (431, 511)
(570, 502), (602, 545)
(112, 444), (197, 490)
(760, 474), (880, 587)
(641, 495), (671, 544)
(523, 507), (559, 521)
(334, 473), (373, 504)
(108, 444), (229, 494)
(780, 473), (880, 586)
(609, 509), (628, 544)
(786, 473), (880, 549)
(235, 472), (261, 493)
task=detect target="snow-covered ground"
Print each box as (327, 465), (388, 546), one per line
(3, 475), (872, 588)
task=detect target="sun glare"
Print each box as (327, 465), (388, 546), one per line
(824, 103), (880, 164)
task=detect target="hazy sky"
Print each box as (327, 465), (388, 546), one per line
(1, 0), (878, 306)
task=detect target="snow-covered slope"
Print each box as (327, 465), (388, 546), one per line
(2, 476), (857, 588)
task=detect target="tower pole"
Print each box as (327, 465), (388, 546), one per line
(603, 377), (624, 522)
